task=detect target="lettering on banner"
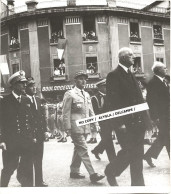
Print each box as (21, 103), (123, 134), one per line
(42, 84), (96, 92)
(76, 103), (149, 126)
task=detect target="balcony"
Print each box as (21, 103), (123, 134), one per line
(9, 42), (20, 51)
(82, 32), (98, 43)
(51, 75), (67, 81)
(129, 37), (141, 44)
(153, 38), (164, 45)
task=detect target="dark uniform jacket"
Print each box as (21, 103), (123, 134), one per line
(1, 93), (35, 152)
(106, 65), (151, 130)
(30, 96), (47, 142)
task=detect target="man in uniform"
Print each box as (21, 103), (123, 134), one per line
(91, 79), (116, 162)
(17, 77), (48, 187)
(62, 70), (105, 183)
(0, 71), (35, 187)
(104, 47), (151, 186)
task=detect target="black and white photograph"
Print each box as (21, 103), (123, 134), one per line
(0, 0), (170, 193)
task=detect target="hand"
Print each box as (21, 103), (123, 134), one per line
(97, 126), (101, 133)
(33, 138), (37, 143)
(0, 142), (7, 151)
(119, 125), (127, 133)
(44, 132), (49, 139)
(65, 129), (71, 136)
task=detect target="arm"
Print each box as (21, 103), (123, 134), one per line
(62, 91), (72, 130)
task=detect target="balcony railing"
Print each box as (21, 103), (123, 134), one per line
(153, 38), (164, 45)
(52, 75), (67, 81)
(130, 37), (141, 42)
(9, 43), (20, 51)
(82, 36), (98, 42)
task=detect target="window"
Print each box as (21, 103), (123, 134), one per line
(153, 25), (162, 39)
(130, 22), (141, 42)
(83, 16), (97, 41)
(86, 57), (98, 74)
(132, 57), (142, 74)
(156, 57), (164, 63)
(12, 64), (19, 74)
(50, 18), (64, 43)
(9, 25), (20, 49)
(53, 59), (65, 76)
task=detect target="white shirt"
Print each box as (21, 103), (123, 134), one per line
(12, 91), (21, 102)
(119, 63), (129, 73)
(27, 94), (37, 110)
(155, 75), (164, 82)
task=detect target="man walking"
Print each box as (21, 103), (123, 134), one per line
(17, 77), (48, 187)
(62, 70), (105, 183)
(0, 71), (35, 187)
(144, 61), (170, 167)
(91, 79), (116, 162)
(104, 47), (151, 186)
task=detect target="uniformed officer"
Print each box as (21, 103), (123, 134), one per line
(62, 70), (105, 183)
(0, 71), (35, 187)
(91, 79), (116, 162)
(17, 77), (48, 187)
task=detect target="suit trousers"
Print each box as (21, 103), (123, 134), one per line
(70, 133), (95, 175)
(93, 121), (116, 162)
(17, 142), (44, 186)
(144, 121), (170, 159)
(105, 122), (145, 186)
(33, 142), (44, 186)
(1, 149), (33, 187)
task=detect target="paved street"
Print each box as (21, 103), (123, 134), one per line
(0, 135), (170, 187)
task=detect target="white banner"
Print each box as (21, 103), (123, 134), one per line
(76, 103), (149, 126)
(57, 48), (64, 60)
(0, 55), (9, 75)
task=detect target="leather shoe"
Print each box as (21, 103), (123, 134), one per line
(144, 156), (156, 168)
(106, 174), (118, 186)
(70, 173), (85, 179)
(36, 181), (48, 187)
(91, 150), (101, 160)
(90, 173), (105, 182)
(104, 169), (118, 186)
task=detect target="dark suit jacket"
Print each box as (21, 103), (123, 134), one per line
(1, 93), (35, 152)
(146, 75), (170, 132)
(30, 96), (47, 143)
(106, 65), (150, 129)
(91, 92), (105, 114)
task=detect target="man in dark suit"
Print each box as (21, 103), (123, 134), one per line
(144, 61), (170, 167)
(17, 77), (48, 187)
(91, 79), (116, 162)
(104, 47), (151, 186)
(0, 70), (35, 187)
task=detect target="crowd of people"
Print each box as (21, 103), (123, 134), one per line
(0, 47), (169, 187)
(10, 36), (20, 49)
(51, 30), (64, 43)
(54, 61), (66, 76)
(83, 31), (97, 41)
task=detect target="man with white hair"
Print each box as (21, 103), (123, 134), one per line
(104, 47), (151, 186)
(144, 61), (170, 167)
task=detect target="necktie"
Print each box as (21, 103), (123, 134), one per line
(17, 97), (21, 103)
(163, 79), (169, 87)
(32, 96), (37, 110)
(81, 90), (84, 97)
(101, 96), (104, 107)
